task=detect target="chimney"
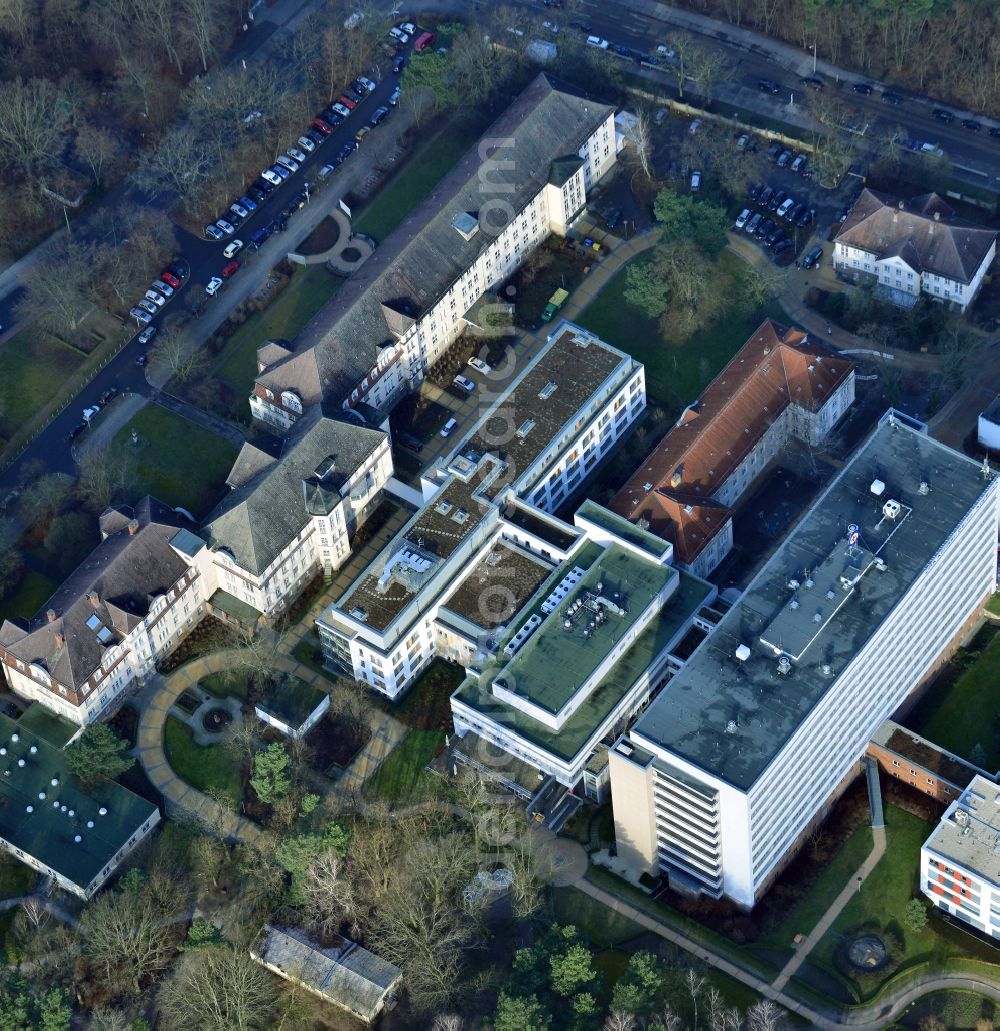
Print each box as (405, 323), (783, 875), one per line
(934, 211), (941, 221)
(87, 591), (99, 608)
(46, 609), (56, 623)
(670, 469), (683, 489)
(127, 519), (139, 535)
(53, 633), (64, 649)
(897, 199), (905, 209)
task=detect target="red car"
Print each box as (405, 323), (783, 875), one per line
(338, 95), (357, 110)
(312, 117), (334, 136)
(160, 271), (182, 289)
(221, 260), (240, 279)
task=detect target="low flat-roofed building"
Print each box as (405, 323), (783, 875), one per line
(251, 924), (401, 1024)
(254, 675), (330, 740)
(868, 719), (979, 805)
(0, 713), (160, 897)
(610, 319), (854, 578)
(921, 774), (1000, 940)
(612, 411), (1000, 907)
(451, 505), (714, 798)
(317, 322), (645, 699)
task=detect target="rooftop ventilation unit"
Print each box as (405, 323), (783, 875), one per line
(882, 499), (902, 520)
(452, 211), (480, 241)
(538, 381), (558, 400)
(777, 656), (792, 675)
(725, 720), (738, 734)
(870, 478), (886, 496)
(918, 481), (930, 495)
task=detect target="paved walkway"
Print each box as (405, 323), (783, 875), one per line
(288, 208), (375, 274)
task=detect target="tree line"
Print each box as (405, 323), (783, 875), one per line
(674, 0), (1000, 114)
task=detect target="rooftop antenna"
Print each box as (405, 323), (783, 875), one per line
(888, 411), (896, 429)
(982, 456), (991, 479)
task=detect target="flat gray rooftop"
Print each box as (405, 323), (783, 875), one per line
(633, 416), (994, 792)
(925, 775), (1000, 882)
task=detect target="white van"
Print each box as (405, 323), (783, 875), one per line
(440, 417), (458, 437)
(586, 36), (609, 49)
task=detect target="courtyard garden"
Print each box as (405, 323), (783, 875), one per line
(110, 404), (237, 518)
(905, 622), (1000, 771)
(163, 715), (244, 807)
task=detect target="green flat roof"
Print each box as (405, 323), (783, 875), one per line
(0, 713), (157, 890)
(208, 589), (262, 626)
(17, 703), (77, 749)
(455, 571), (712, 762)
(575, 500), (670, 558)
(494, 543), (675, 715)
(257, 675), (328, 730)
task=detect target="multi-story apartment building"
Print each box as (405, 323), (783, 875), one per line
(188, 405), (391, 618)
(451, 502), (714, 798)
(0, 499), (204, 725)
(834, 190), (997, 311)
(610, 320), (854, 578)
(0, 712), (160, 897)
(610, 411), (1000, 907)
(921, 774), (1000, 940)
(867, 720), (979, 806)
(316, 322), (646, 699)
(250, 73), (620, 431)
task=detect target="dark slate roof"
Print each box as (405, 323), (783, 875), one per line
(836, 189), (997, 285)
(0, 498), (193, 692)
(255, 73), (615, 407)
(203, 405), (385, 575)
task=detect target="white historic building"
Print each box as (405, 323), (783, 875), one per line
(921, 774), (1000, 940)
(610, 412), (1000, 907)
(250, 74), (620, 431)
(316, 323), (646, 699)
(834, 190), (997, 311)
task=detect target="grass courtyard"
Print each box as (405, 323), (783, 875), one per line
(365, 728), (445, 803)
(906, 623), (1000, 770)
(163, 716), (243, 807)
(110, 404), (238, 518)
(214, 265), (342, 398)
(199, 672), (249, 702)
(0, 329), (85, 442)
(578, 249), (787, 408)
(0, 568), (58, 623)
(805, 805), (1000, 1001)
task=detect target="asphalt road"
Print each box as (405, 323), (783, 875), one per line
(0, 31), (411, 491)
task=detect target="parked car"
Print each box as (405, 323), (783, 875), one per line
(331, 102), (352, 118)
(82, 405), (100, 422)
(221, 260), (240, 279)
(392, 56), (406, 73)
(736, 133), (750, 150)
(306, 129), (325, 146)
(215, 219), (236, 235)
(129, 306), (152, 324)
(98, 388), (118, 406)
(759, 185), (775, 207)
(297, 136), (316, 153)
(312, 118), (335, 135)
(143, 289), (166, 308)
(468, 356), (491, 374)
(397, 432), (423, 453)
(160, 271), (182, 289)
(746, 212), (763, 234)
(389, 26), (408, 42)
(68, 421), (87, 440)
(800, 76), (824, 91)
(746, 182), (761, 202)
(772, 238), (794, 259)
(399, 22), (416, 35)
(790, 153), (808, 173)
(134, 353), (147, 367)
(230, 201), (249, 219)
(223, 240), (243, 258)
(288, 146), (307, 163)
(151, 279), (174, 297)
(882, 91), (904, 104)
(370, 106), (389, 126)
(766, 141), (783, 161)
(962, 119), (983, 131)
(317, 164), (336, 180)
(735, 208), (751, 230)
(787, 202), (805, 224)
(239, 194), (258, 211)
(389, 86), (401, 106)
(270, 164), (291, 181)
(276, 154), (299, 173)
(138, 325), (156, 344)
(204, 223), (224, 240)
(440, 417), (458, 437)
(990, 126), (1000, 138)
(137, 298), (158, 315)
(338, 95), (357, 110)
(756, 217), (775, 239)
(758, 79), (781, 93)
(852, 82), (873, 95)
(250, 182), (272, 200)
(453, 374), (476, 393)
(250, 227), (270, 247)
(777, 149), (792, 167)
(776, 196), (795, 218)
(586, 35), (609, 49)
(357, 76), (376, 93)
(766, 225), (785, 246)
(801, 244), (823, 269)
(690, 169), (701, 191)
(933, 108), (955, 123)
(355, 126), (371, 143)
(205, 277), (224, 296)
(796, 207), (815, 228)
(768, 190), (787, 212)
(689, 118), (702, 134)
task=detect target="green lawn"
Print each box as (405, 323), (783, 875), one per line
(392, 658), (465, 729)
(163, 716), (243, 806)
(365, 728), (445, 803)
(214, 265), (342, 397)
(552, 886), (644, 947)
(0, 569), (58, 623)
(578, 249), (786, 406)
(986, 593), (1000, 616)
(0, 330), (85, 439)
(110, 403), (238, 518)
(899, 989), (997, 1029)
(810, 805), (1000, 999)
(906, 624), (1000, 769)
(199, 672), (249, 702)
(350, 114), (488, 241)
(763, 822), (875, 948)
(0, 852), (36, 899)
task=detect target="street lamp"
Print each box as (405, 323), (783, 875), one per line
(809, 43), (817, 74)
(857, 876), (863, 894)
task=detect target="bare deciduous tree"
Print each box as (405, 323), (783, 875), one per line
(150, 327), (209, 383)
(304, 849), (359, 938)
(746, 998), (786, 1031)
(0, 77), (67, 179)
(16, 239), (93, 334)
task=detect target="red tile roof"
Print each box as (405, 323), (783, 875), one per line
(610, 320), (853, 560)
(624, 490), (731, 566)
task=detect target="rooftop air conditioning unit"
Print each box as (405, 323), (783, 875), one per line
(882, 499), (902, 520)
(870, 478), (886, 496)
